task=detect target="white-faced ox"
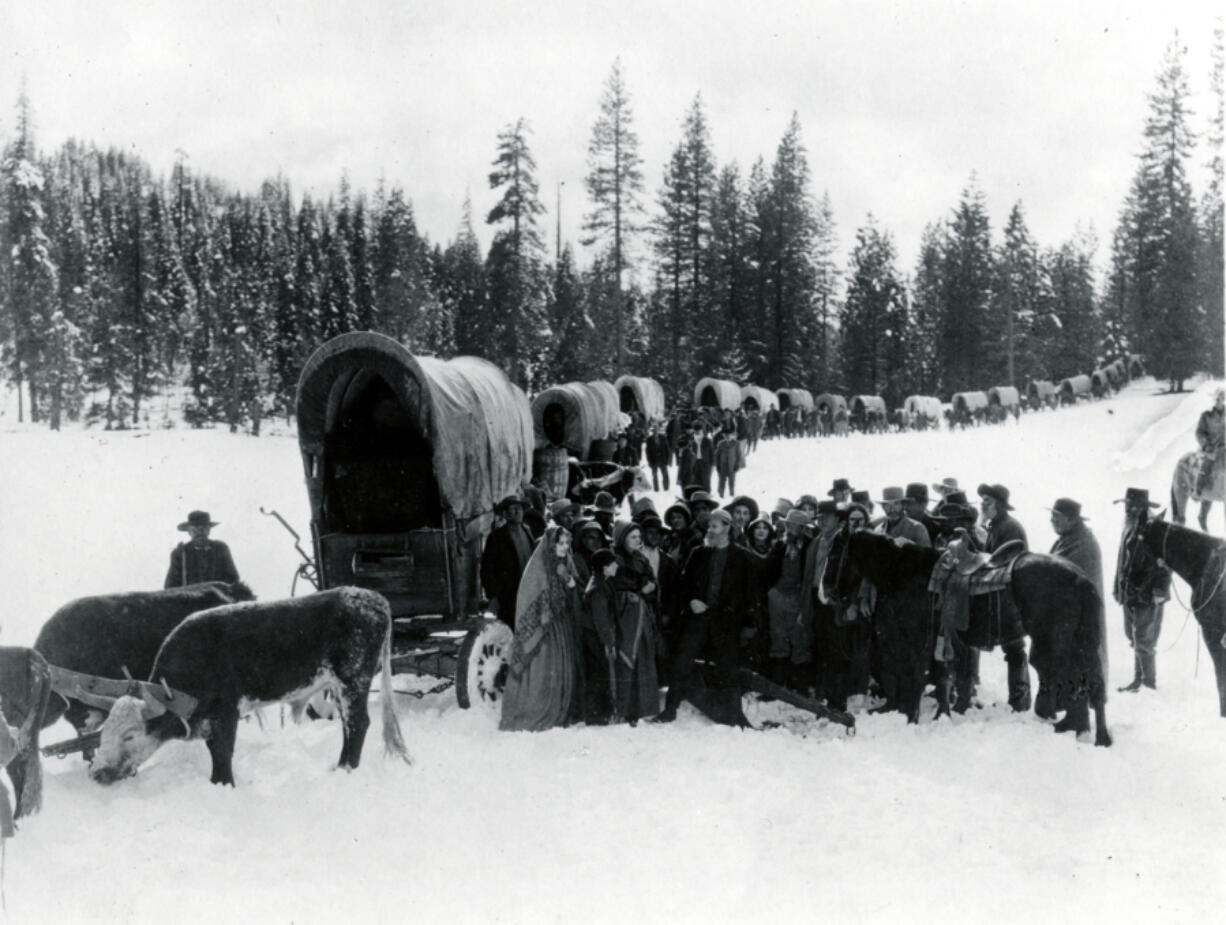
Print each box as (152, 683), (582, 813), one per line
(91, 587), (410, 786)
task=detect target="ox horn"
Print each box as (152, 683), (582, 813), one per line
(160, 677), (175, 700)
(138, 685), (168, 720)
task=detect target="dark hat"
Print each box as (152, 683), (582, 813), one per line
(851, 489), (873, 509)
(904, 483), (930, 504)
(878, 486), (905, 504)
(495, 494), (526, 513)
(796, 494), (820, 510)
(977, 483), (1013, 511)
(816, 500), (840, 516)
(828, 478), (853, 496)
(591, 548), (617, 570)
(613, 519), (641, 550)
(681, 483), (704, 501)
(943, 490), (969, 506)
(725, 495), (760, 520)
(575, 519), (606, 540)
(689, 491), (718, 511)
(638, 513), (665, 532)
(178, 510), (218, 531)
(1047, 498), (1087, 520)
(592, 491), (618, 514)
(549, 499), (579, 520)
(664, 501), (693, 525)
(1114, 487), (1159, 508)
(630, 497), (658, 520)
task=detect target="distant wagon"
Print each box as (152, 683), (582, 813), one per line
(740, 384), (779, 413)
(987, 386), (1021, 422)
(1127, 354), (1145, 378)
(1090, 369), (1113, 399)
(903, 395), (942, 430)
(776, 388), (815, 412)
(615, 375), (667, 423)
(950, 390), (989, 427)
(815, 393), (849, 436)
(1059, 375), (1093, 405)
(850, 394), (888, 433)
(1026, 379), (1057, 410)
(295, 332), (534, 706)
(531, 382), (617, 461)
(694, 377), (743, 412)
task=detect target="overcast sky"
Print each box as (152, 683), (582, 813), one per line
(0, 0), (1218, 277)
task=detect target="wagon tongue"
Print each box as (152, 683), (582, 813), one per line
(41, 730), (102, 759)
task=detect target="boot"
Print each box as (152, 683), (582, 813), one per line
(1005, 644), (1032, 713)
(1119, 654), (1144, 692)
(1140, 653), (1157, 690)
(1053, 699), (1090, 735)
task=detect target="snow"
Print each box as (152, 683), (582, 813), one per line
(1, 376), (1224, 924)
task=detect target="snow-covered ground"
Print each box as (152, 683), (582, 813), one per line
(1, 376), (1224, 924)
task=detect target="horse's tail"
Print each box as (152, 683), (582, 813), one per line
(1171, 464), (1186, 525)
(380, 617), (411, 765)
(15, 651), (51, 818)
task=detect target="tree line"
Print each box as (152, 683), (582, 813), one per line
(1, 35), (1222, 432)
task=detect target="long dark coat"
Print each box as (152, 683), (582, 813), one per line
(164, 540), (240, 589)
(481, 523), (537, 625)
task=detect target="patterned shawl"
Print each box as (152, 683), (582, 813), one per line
(507, 525), (580, 678)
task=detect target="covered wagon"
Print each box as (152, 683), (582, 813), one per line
(986, 386), (1021, 422)
(1090, 368), (1113, 399)
(950, 391), (989, 427)
(694, 377), (742, 412)
(903, 395), (942, 430)
(531, 382), (617, 462)
(295, 332), (534, 705)
(776, 388), (815, 412)
(1026, 379), (1057, 410)
(815, 393), (849, 436)
(615, 375), (666, 422)
(1059, 375), (1093, 405)
(850, 395), (888, 433)
(740, 384), (779, 413)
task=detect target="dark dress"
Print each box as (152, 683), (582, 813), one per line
(164, 540), (240, 589)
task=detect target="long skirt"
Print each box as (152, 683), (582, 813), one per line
(500, 618), (578, 732)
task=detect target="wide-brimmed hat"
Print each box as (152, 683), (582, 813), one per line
(681, 483), (704, 501)
(725, 495), (760, 520)
(796, 494), (820, 510)
(689, 491), (718, 511)
(630, 497), (658, 519)
(904, 483), (930, 504)
(878, 486), (905, 504)
(932, 477), (960, 497)
(549, 499), (579, 520)
(784, 508), (813, 528)
(977, 483), (1014, 511)
(1114, 487), (1159, 509)
(942, 491), (970, 507)
(816, 500), (840, 516)
(591, 491), (618, 514)
(934, 499), (978, 524)
(495, 494), (526, 514)
(850, 490), (874, 511)
(575, 519), (606, 541)
(638, 513), (666, 533)
(178, 510), (219, 531)
(663, 501), (693, 525)
(772, 498), (795, 518)
(1047, 498), (1087, 521)
(828, 478), (853, 496)
(591, 548), (617, 570)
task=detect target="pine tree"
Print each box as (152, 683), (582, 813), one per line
(811, 191), (841, 391)
(706, 163), (753, 376)
(583, 59), (644, 375)
(443, 196), (489, 358)
(840, 217), (908, 404)
(1, 88), (59, 422)
(1042, 229), (1101, 379)
(991, 202), (1043, 386)
(486, 119), (549, 387)
(1126, 36), (1201, 390)
(351, 198), (376, 331)
(910, 223), (946, 395)
(939, 177), (994, 392)
(1202, 19), (1225, 376)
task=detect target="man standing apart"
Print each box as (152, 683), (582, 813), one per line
(165, 510), (240, 588)
(1195, 388), (1225, 498)
(1113, 488), (1171, 692)
(1047, 496), (1106, 721)
(655, 510), (754, 726)
(481, 495), (537, 630)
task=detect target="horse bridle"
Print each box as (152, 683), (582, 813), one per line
(1159, 523), (1226, 617)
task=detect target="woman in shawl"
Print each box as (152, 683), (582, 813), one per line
(500, 526), (582, 732)
(611, 521), (661, 723)
(741, 515), (775, 669)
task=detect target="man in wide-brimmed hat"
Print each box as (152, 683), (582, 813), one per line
(1045, 496), (1106, 721)
(828, 478), (853, 504)
(587, 490), (618, 539)
(876, 486), (930, 547)
(725, 495), (759, 545)
(164, 510), (241, 588)
(902, 483), (941, 544)
(977, 483), (1027, 553)
(480, 494), (537, 629)
(1113, 488), (1170, 693)
(932, 477), (960, 499)
(548, 499), (581, 532)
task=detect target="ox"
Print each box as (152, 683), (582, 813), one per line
(0, 646), (52, 821)
(90, 587), (410, 786)
(34, 581), (255, 742)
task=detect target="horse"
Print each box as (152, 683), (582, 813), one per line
(1171, 451), (1225, 533)
(821, 529), (1112, 745)
(1142, 519), (1226, 717)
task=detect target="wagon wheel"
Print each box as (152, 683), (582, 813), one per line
(455, 620), (513, 709)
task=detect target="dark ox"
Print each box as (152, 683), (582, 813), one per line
(91, 587), (410, 786)
(0, 646), (52, 821)
(34, 581), (255, 740)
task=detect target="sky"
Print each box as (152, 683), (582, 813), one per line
(0, 0), (1219, 277)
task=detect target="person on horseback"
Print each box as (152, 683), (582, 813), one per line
(1195, 389), (1225, 497)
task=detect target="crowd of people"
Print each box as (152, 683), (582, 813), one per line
(486, 463), (1180, 734)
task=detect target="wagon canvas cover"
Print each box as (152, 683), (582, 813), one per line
(297, 332), (533, 538)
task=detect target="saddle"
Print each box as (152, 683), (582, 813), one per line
(928, 540), (1028, 652)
